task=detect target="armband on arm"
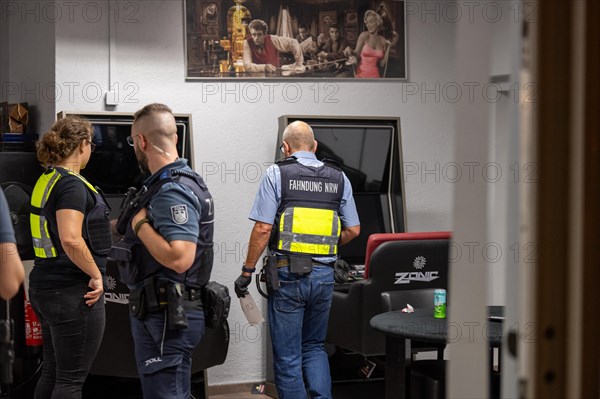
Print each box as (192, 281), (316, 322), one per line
(241, 265), (256, 274)
(134, 218), (151, 236)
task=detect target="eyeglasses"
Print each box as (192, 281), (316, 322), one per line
(126, 135), (139, 146)
(127, 134), (172, 158)
(279, 143), (286, 154)
(86, 139), (96, 152)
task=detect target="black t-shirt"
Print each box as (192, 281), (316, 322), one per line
(29, 174), (105, 289)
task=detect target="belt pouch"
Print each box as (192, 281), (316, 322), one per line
(290, 256), (312, 274)
(110, 239), (138, 284)
(109, 239), (133, 262)
(265, 254), (279, 292)
(129, 287), (147, 320)
(143, 277), (160, 312)
(167, 282), (189, 330)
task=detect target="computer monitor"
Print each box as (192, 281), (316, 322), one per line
(277, 116), (406, 265)
(57, 112), (193, 215)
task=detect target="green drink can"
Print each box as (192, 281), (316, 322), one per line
(434, 289), (446, 319)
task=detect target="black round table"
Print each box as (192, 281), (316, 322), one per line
(370, 307), (503, 399)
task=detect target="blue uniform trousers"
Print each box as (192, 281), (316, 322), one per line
(129, 308), (204, 399)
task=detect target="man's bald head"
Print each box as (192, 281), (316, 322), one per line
(132, 103), (177, 148)
(282, 121), (316, 153)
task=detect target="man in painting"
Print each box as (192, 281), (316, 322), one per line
(243, 19), (304, 73)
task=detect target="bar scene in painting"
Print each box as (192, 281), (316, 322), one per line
(185, 0), (406, 79)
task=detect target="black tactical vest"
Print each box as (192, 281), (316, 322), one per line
(269, 157), (344, 256)
(116, 167), (214, 288)
(30, 167), (112, 261)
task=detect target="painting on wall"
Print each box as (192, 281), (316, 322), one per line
(184, 0), (407, 80)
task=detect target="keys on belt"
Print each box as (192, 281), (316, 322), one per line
(184, 287), (202, 301)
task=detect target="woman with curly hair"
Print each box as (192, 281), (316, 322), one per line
(28, 116), (110, 398)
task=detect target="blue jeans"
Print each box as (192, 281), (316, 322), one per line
(129, 308), (204, 399)
(29, 283), (105, 399)
(268, 266), (334, 399)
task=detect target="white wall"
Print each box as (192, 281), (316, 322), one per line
(2, 1), (56, 133)
(49, 0), (458, 386)
(447, 1), (522, 397)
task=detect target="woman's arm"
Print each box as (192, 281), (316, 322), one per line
(344, 32), (368, 61)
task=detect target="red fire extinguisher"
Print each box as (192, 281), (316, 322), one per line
(23, 293), (42, 355)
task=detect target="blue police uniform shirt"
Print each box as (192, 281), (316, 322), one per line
(249, 151), (360, 263)
(0, 190), (16, 244)
(144, 158), (200, 243)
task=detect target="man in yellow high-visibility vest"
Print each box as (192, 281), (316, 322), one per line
(235, 120), (360, 399)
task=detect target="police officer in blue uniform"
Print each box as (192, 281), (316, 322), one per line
(0, 189), (24, 300)
(112, 104), (214, 398)
(235, 121), (360, 399)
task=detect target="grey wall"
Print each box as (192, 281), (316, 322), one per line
(0, 5), (8, 97)
(2, 1), (56, 134)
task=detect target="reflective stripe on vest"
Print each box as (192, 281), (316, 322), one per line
(30, 168), (99, 258)
(277, 206), (341, 255)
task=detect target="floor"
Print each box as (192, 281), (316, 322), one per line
(207, 380), (384, 399)
(12, 373), (383, 399)
(206, 350), (386, 399)
(10, 351), (385, 399)
(208, 392), (271, 399)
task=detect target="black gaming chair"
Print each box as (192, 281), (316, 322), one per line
(326, 232), (451, 356)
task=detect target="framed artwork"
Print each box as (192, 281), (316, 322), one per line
(346, 11), (358, 25)
(319, 11), (338, 38)
(184, 0), (407, 80)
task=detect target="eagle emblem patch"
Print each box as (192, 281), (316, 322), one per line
(171, 205), (188, 224)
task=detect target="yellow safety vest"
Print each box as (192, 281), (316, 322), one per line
(30, 167), (99, 258)
(271, 158), (345, 257)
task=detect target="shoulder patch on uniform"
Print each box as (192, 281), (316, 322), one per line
(171, 204), (188, 224)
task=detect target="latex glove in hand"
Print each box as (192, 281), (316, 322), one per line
(234, 274), (252, 298)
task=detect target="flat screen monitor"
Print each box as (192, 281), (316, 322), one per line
(84, 121), (189, 194)
(57, 112), (192, 216)
(58, 112), (192, 196)
(278, 116), (406, 266)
